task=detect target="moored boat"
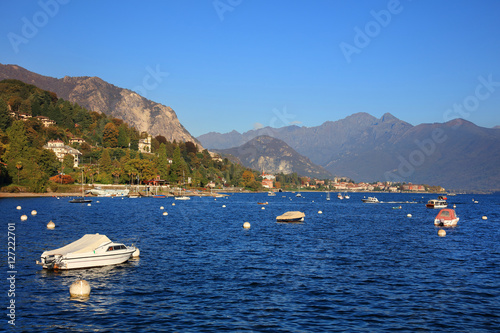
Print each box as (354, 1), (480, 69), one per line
(37, 234), (137, 270)
(426, 199), (447, 209)
(434, 208), (459, 227)
(276, 211), (305, 222)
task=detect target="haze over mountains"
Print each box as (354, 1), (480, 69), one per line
(198, 114), (500, 191)
(0, 63), (197, 144)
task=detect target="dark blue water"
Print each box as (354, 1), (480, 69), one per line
(1, 192), (499, 332)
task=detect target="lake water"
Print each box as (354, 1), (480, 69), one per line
(1, 192), (499, 332)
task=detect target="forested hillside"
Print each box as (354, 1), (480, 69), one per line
(0, 79), (260, 192)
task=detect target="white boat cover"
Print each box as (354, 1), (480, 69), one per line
(42, 234), (112, 256)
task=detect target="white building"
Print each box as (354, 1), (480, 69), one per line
(43, 140), (81, 168)
(138, 135), (152, 153)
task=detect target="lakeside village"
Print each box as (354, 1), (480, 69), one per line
(40, 135), (445, 197)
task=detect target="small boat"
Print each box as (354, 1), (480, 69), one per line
(337, 193), (343, 200)
(344, 194), (350, 199)
(153, 194), (166, 198)
(174, 196), (190, 200)
(426, 199), (447, 209)
(362, 196), (379, 203)
(257, 202), (268, 205)
(70, 170), (92, 203)
(326, 192), (330, 201)
(268, 191), (276, 196)
(392, 206), (402, 209)
(438, 195), (447, 201)
(295, 193), (302, 197)
(434, 208), (459, 227)
(276, 211), (305, 222)
(37, 234), (137, 270)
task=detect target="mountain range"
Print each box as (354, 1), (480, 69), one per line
(0, 63), (197, 144)
(198, 113), (500, 191)
(214, 136), (332, 179)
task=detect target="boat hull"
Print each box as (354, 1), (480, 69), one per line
(434, 217), (459, 227)
(40, 249), (135, 270)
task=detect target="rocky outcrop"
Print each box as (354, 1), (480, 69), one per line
(0, 63), (197, 144)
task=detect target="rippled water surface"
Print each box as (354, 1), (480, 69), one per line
(1, 192), (499, 332)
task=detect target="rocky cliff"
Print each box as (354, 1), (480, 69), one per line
(0, 63), (197, 144)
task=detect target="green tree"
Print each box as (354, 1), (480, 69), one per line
(156, 143), (169, 180)
(6, 121), (28, 160)
(103, 122), (119, 148)
(99, 149), (112, 173)
(0, 98), (12, 131)
(117, 124), (130, 148)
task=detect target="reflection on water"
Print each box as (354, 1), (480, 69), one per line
(1, 193), (499, 332)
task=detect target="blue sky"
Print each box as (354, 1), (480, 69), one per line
(1, 0), (500, 137)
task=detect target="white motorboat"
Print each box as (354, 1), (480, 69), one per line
(338, 193), (343, 200)
(174, 196), (190, 200)
(276, 211), (305, 222)
(268, 191), (276, 196)
(434, 208), (459, 227)
(37, 234), (137, 270)
(362, 196), (379, 203)
(426, 199), (447, 209)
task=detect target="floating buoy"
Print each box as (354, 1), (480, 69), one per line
(243, 222), (251, 229)
(261, 207), (265, 210)
(222, 205), (226, 208)
(31, 210), (37, 216)
(318, 210), (322, 214)
(87, 203), (91, 206)
(438, 229), (446, 237)
(16, 206), (21, 210)
(47, 221), (55, 229)
(69, 280), (91, 297)
(96, 201), (100, 203)
(132, 248), (140, 257)
(474, 201), (478, 204)
(482, 216), (487, 220)
(407, 214), (412, 218)
(162, 211), (168, 216)
(20, 215), (27, 221)
(172, 203), (175, 206)
(453, 204), (456, 208)
(160, 206), (164, 210)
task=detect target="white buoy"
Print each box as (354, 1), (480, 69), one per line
(222, 205), (226, 208)
(96, 201), (100, 203)
(31, 210), (37, 216)
(407, 214), (412, 218)
(162, 211), (168, 216)
(261, 207), (265, 210)
(243, 222), (251, 229)
(482, 216), (487, 220)
(172, 203), (175, 206)
(160, 206), (164, 210)
(20, 215), (27, 221)
(132, 248), (140, 257)
(16, 206), (21, 210)
(47, 221), (55, 229)
(69, 280), (91, 297)
(474, 201), (478, 204)
(453, 204), (456, 208)
(438, 229), (446, 237)
(318, 210), (322, 214)
(87, 203), (91, 206)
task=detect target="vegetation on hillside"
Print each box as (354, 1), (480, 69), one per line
(0, 79), (261, 193)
